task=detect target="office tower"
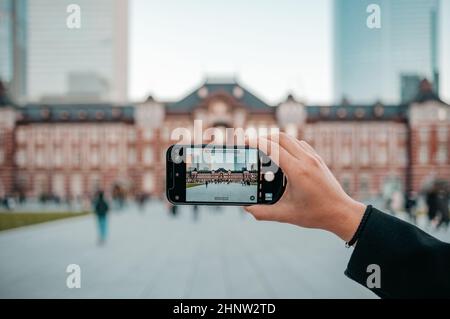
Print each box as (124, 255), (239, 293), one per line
(334, 0), (441, 104)
(26, 0), (128, 103)
(401, 74), (422, 103)
(0, 0), (27, 103)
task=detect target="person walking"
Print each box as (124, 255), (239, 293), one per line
(93, 191), (110, 245)
(404, 191), (417, 224)
(426, 183), (439, 227)
(436, 183), (449, 230)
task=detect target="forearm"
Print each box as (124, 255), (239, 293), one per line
(344, 206), (450, 298)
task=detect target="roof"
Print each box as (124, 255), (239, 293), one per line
(17, 104), (135, 123)
(166, 79), (274, 112)
(413, 79), (447, 105)
(306, 103), (409, 122)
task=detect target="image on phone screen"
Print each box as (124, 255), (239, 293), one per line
(185, 147), (258, 204)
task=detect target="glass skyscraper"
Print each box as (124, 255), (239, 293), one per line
(0, 0), (27, 103)
(334, 0), (441, 104)
(26, 0), (128, 103)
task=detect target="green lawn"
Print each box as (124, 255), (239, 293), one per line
(0, 212), (90, 231)
(186, 183), (204, 189)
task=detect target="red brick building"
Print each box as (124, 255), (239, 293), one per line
(0, 79), (449, 201)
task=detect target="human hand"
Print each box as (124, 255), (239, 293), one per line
(246, 133), (366, 242)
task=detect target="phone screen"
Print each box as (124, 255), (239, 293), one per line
(185, 146), (259, 204)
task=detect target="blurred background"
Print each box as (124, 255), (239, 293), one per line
(0, 0), (449, 298)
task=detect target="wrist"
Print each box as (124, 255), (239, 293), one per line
(326, 199), (366, 242)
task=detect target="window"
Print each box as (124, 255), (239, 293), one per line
(128, 148), (136, 165)
(90, 149), (100, 166)
(16, 129), (26, 143)
(128, 129), (136, 142)
(89, 174), (101, 194)
(108, 130), (119, 143)
(53, 148), (63, 167)
(376, 147), (388, 165)
(144, 128), (154, 140)
(359, 175), (370, 195)
(144, 147), (153, 164)
(359, 145), (370, 166)
(418, 128), (428, 142)
(437, 127), (448, 142)
(109, 147), (118, 165)
(377, 131), (388, 143)
(15, 150), (26, 167)
(341, 146), (352, 166)
(36, 130), (46, 144)
(91, 129), (99, 143)
(436, 145), (447, 164)
(0, 178), (4, 197)
(419, 145), (428, 165)
(71, 174), (83, 197)
(142, 172), (154, 192)
(397, 147), (407, 166)
(52, 174), (65, 197)
(72, 149), (81, 166)
(0, 149), (4, 165)
(36, 149), (45, 168)
(34, 174), (48, 196)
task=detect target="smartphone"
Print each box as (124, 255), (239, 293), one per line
(166, 144), (286, 205)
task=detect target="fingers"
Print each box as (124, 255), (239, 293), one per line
(247, 134), (297, 174)
(260, 136), (298, 174)
(266, 133), (313, 164)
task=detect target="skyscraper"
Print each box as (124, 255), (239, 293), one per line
(0, 0), (27, 103)
(334, 0), (441, 104)
(26, 0), (128, 103)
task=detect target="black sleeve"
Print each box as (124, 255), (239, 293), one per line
(344, 206), (450, 298)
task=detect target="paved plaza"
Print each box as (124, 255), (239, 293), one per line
(1, 201), (449, 299)
(187, 183), (257, 203)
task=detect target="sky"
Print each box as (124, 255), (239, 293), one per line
(130, 0), (450, 105)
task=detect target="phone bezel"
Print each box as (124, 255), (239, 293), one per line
(166, 144), (286, 206)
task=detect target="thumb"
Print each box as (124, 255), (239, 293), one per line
(245, 205), (278, 222)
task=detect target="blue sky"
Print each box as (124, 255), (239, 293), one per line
(130, 0), (450, 104)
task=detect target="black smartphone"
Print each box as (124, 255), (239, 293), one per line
(166, 144), (286, 205)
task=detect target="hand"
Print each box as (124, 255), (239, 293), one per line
(246, 133), (366, 242)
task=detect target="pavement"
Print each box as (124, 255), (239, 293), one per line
(0, 201), (448, 299)
(187, 183), (257, 203)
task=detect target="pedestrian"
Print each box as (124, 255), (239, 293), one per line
(435, 182), (449, 230)
(404, 191), (417, 223)
(426, 183), (439, 227)
(93, 191), (110, 245)
(192, 205), (199, 221)
(167, 202), (178, 217)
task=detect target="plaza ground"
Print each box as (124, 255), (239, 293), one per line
(0, 201), (448, 298)
(186, 183), (257, 203)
